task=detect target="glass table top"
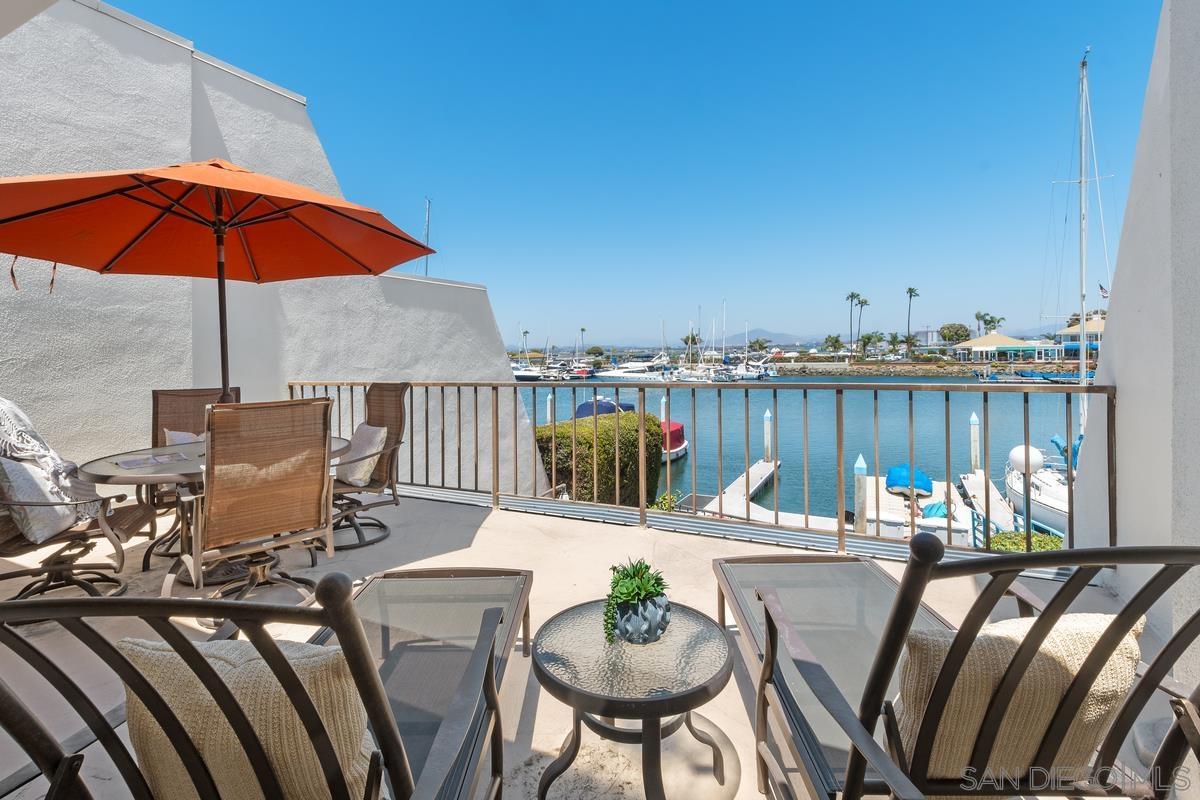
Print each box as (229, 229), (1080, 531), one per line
(720, 559), (948, 782)
(533, 600), (730, 701)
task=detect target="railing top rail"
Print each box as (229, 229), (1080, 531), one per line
(287, 379), (1114, 397)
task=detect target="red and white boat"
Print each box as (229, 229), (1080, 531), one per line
(662, 420), (689, 463)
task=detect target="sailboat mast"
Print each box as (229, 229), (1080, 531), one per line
(1078, 49), (1091, 428)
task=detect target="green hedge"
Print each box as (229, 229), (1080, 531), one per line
(536, 412), (661, 507)
(988, 531), (1062, 553)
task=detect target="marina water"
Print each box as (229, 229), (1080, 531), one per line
(522, 376), (1079, 521)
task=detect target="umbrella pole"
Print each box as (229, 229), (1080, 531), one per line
(216, 225), (232, 404)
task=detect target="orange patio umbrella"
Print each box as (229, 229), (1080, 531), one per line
(0, 158), (433, 401)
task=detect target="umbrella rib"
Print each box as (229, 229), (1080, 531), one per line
(235, 225), (261, 282)
(0, 177), (170, 228)
(318, 205), (430, 249)
(130, 177), (213, 227)
(226, 193), (264, 225)
(260, 198), (374, 274)
(102, 184), (201, 273)
(228, 202), (307, 229)
(118, 191), (211, 227)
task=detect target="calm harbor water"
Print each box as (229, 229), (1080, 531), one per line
(520, 376), (1086, 520)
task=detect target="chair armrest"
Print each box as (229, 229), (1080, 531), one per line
(335, 442), (402, 468)
(177, 486), (202, 503)
(410, 607), (505, 800)
(757, 588), (925, 800)
(1004, 581), (1045, 617)
(0, 494), (125, 509)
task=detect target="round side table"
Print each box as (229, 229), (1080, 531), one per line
(531, 599), (736, 800)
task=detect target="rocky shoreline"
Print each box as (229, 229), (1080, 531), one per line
(774, 361), (979, 378)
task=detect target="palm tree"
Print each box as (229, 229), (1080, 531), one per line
(905, 287), (919, 340)
(887, 332), (902, 355)
(845, 292), (860, 354)
(823, 334), (844, 353)
(984, 314), (1005, 334)
(974, 311), (986, 337)
(855, 297), (870, 359)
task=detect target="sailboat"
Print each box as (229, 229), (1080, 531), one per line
(1003, 49), (1106, 539)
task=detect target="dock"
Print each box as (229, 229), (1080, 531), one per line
(702, 459), (780, 517)
(958, 469), (1014, 530)
(853, 473), (971, 535)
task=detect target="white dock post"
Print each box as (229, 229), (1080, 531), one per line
(546, 392), (553, 425)
(853, 455), (868, 534)
(969, 411), (981, 471)
(763, 408), (773, 461)
(660, 394), (667, 423)
(854, 454), (867, 476)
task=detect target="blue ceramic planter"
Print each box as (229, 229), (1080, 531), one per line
(615, 595), (671, 644)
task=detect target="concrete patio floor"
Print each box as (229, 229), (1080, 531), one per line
(0, 495), (1142, 799)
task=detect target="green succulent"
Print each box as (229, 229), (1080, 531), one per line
(602, 558), (668, 643)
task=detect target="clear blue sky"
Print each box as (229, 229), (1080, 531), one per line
(120, 1), (1160, 347)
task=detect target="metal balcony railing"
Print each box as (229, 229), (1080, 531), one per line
(288, 379), (1115, 554)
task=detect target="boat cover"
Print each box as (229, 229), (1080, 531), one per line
(885, 463), (933, 498)
(574, 399), (634, 418)
(662, 420), (686, 450)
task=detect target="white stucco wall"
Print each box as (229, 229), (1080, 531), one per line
(1075, 0), (1200, 649)
(0, 0), (540, 494)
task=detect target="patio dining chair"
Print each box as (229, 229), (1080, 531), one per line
(141, 387), (242, 574)
(332, 382), (410, 551)
(163, 397), (333, 600)
(717, 535), (1200, 800)
(0, 494), (150, 599)
(0, 571), (508, 800)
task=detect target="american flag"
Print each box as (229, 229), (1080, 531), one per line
(1099, 283), (1110, 300)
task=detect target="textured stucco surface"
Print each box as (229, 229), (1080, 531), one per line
(0, 0), (539, 493)
(1075, 0), (1200, 668)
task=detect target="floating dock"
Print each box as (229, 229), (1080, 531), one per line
(702, 459), (780, 517)
(853, 474), (971, 537)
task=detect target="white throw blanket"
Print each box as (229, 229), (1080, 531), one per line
(0, 397), (100, 528)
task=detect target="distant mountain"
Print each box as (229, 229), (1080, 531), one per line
(726, 328), (814, 346)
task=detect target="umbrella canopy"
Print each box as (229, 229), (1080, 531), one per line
(0, 158), (433, 400)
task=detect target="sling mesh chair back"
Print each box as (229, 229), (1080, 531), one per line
(142, 388), (241, 572)
(169, 398), (333, 596)
(755, 533), (1200, 800)
(332, 383), (410, 550)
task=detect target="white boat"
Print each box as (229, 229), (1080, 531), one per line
(1004, 445), (1069, 536)
(511, 363), (543, 382)
(595, 351), (672, 380)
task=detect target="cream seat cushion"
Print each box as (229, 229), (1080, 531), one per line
(0, 456), (76, 543)
(117, 637), (381, 800)
(337, 423), (388, 488)
(895, 612), (1141, 783)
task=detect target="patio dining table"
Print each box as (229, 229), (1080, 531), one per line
(76, 436), (352, 485)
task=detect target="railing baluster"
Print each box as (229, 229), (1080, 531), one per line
(512, 387), (519, 496)
(614, 387), (621, 505)
(664, 388), (672, 507)
(491, 386), (499, 507)
(473, 386), (479, 492)
(408, 388), (415, 483)
(638, 388), (647, 526)
(550, 386), (557, 498)
(983, 390), (991, 550)
(456, 387), (462, 489)
(944, 390), (952, 546)
(1023, 391), (1032, 552)
(802, 388), (810, 527)
(349, 385), (355, 433)
(873, 389), (880, 537)
(1106, 393), (1117, 547)
(835, 388), (845, 552)
(1066, 393), (1075, 549)
(440, 386), (446, 488)
(571, 387), (578, 500)
(744, 388), (751, 523)
(772, 388), (779, 526)
(690, 388), (697, 514)
(531, 386), (538, 498)
(908, 390), (916, 537)
(336, 385), (343, 438)
(592, 387), (599, 504)
(717, 388), (724, 518)
(423, 387), (430, 485)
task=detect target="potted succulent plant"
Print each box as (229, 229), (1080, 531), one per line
(603, 558), (670, 644)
